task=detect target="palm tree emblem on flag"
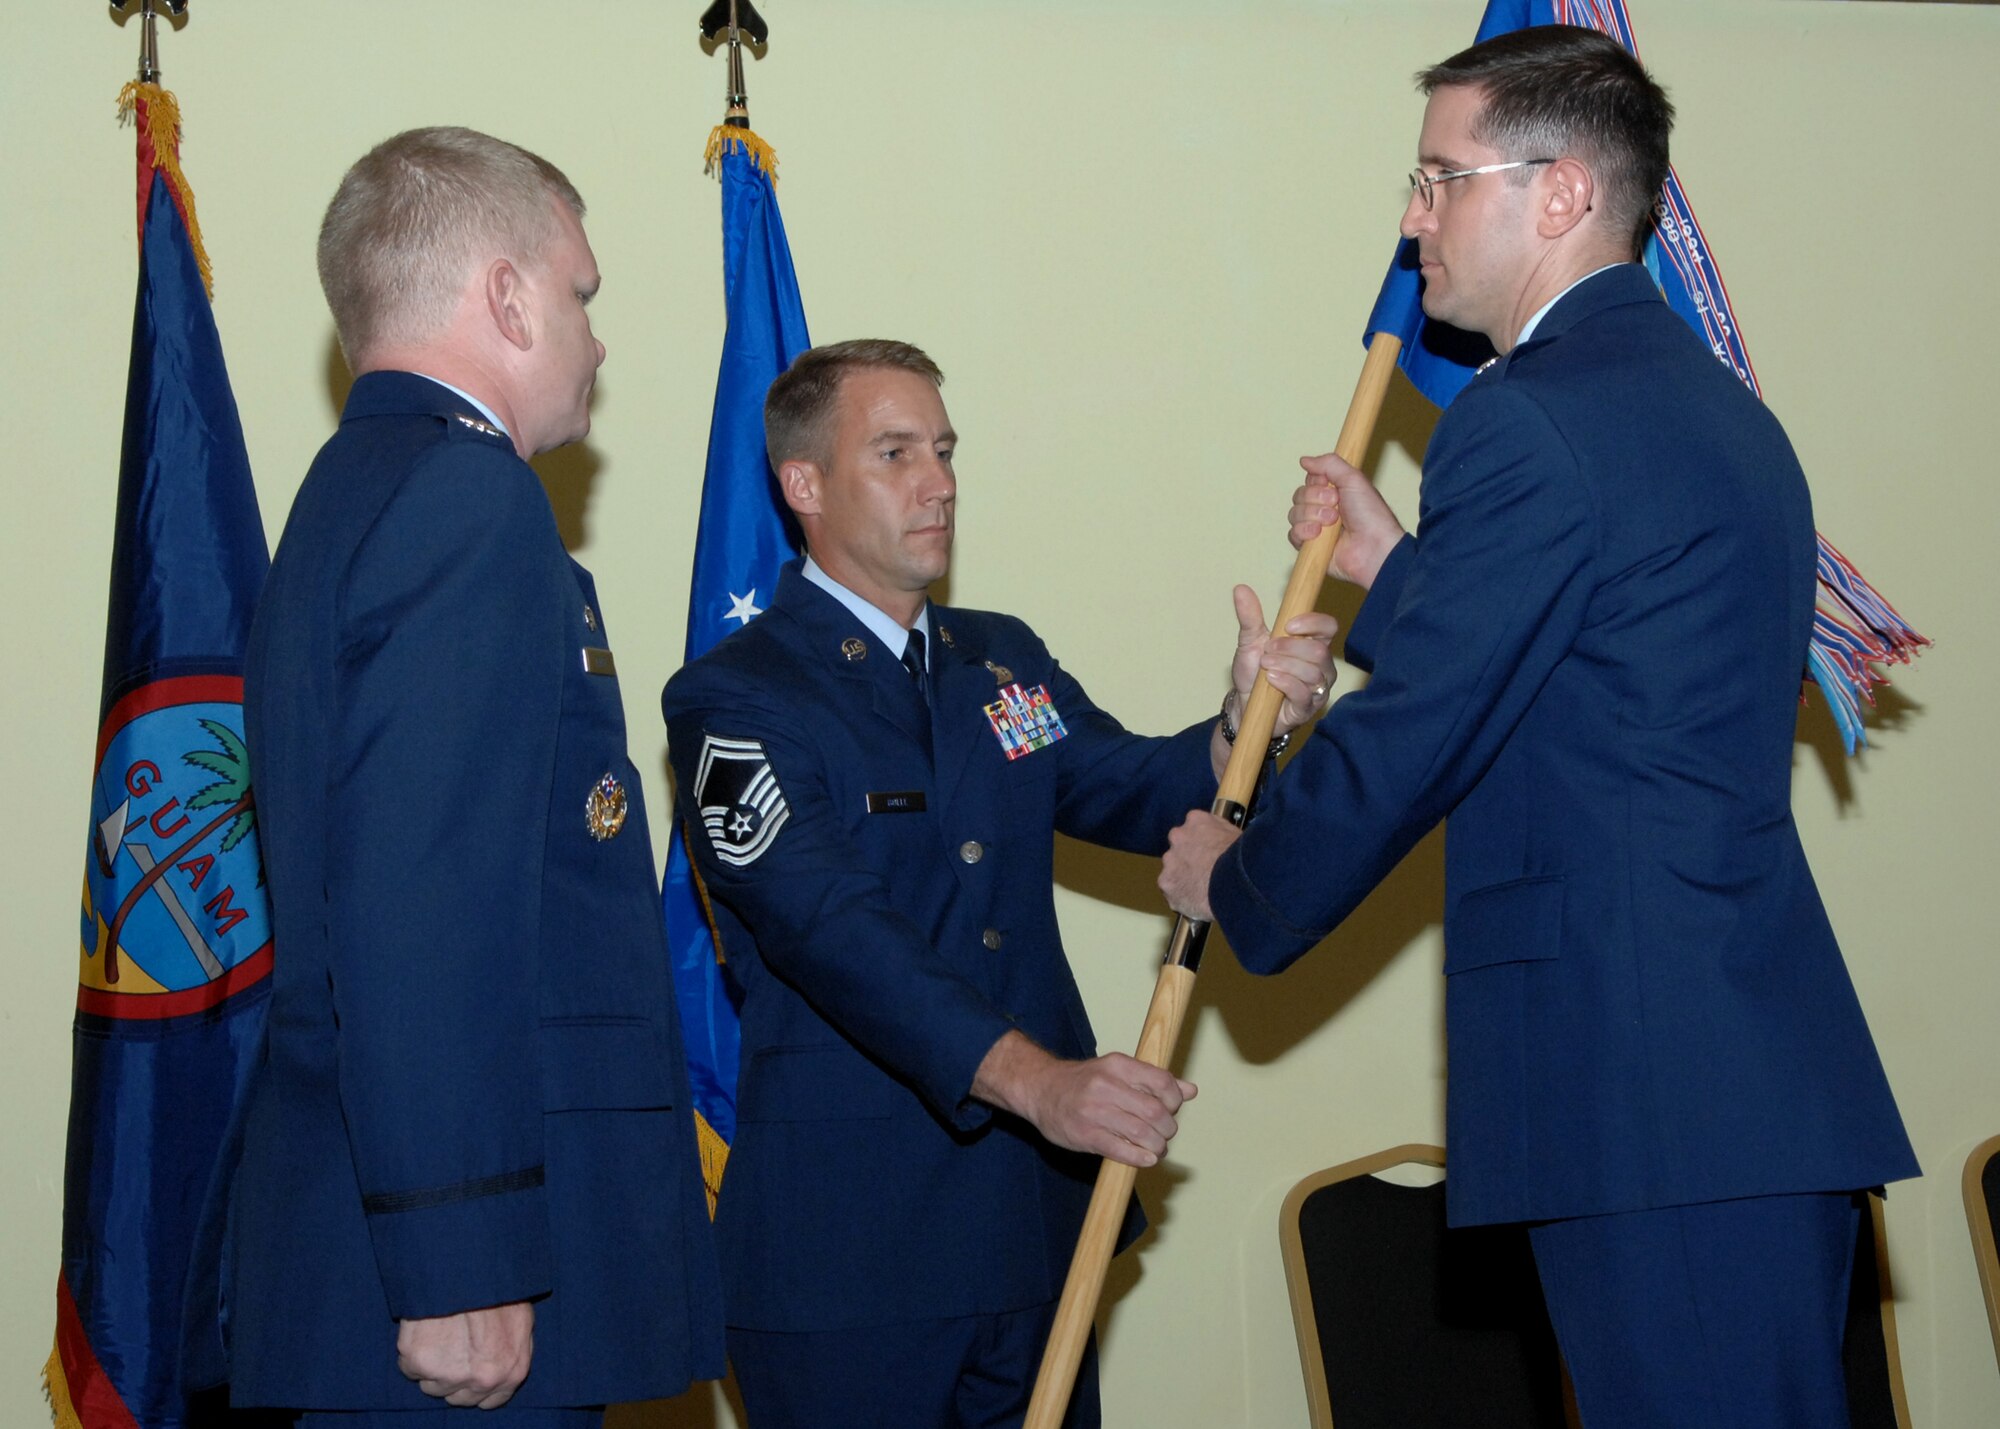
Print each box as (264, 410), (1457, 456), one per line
(83, 677), (270, 1013)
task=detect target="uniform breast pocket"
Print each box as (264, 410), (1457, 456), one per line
(1442, 875), (1565, 975)
(968, 725), (1058, 802)
(570, 650), (626, 726)
(539, 1016), (676, 1111)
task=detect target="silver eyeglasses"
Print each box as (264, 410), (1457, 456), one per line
(1408, 159), (1556, 210)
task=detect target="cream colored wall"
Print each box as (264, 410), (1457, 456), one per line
(4, 2), (1996, 1425)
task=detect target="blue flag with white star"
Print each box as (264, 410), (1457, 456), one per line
(664, 126), (810, 1207)
(1365, 0), (1926, 752)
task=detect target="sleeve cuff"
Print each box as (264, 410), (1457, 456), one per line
(1209, 832), (1323, 977)
(365, 1169), (555, 1319)
(942, 1011), (1022, 1132)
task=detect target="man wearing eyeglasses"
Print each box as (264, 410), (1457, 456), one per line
(1160, 25), (1916, 1427)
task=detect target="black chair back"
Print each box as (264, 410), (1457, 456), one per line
(1965, 1135), (2000, 1387)
(1281, 1146), (1570, 1429)
(1283, 1151), (1910, 1429)
(1845, 1191), (1912, 1429)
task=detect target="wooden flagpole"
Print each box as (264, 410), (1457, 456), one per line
(1022, 329), (1404, 1429)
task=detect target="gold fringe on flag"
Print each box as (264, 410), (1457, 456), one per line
(704, 124), (780, 181)
(117, 81), (214, 300)
(694, 1111), (730, 1219)
(686, 846), (734, 1219)
(43, 1345), (82, 1429)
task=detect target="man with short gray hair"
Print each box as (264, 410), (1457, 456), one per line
(222, 126), (724, 1427)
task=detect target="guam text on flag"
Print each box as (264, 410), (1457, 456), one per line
(48, 83), (272, 1429)
(664, 122), (812, 1211)
(1367, 0), (1927, 753)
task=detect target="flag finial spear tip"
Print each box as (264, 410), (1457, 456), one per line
(114, 0), (189, 86)
(700, 0), (768, 128)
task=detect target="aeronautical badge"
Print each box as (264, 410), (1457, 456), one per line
(452, 412), (506, 440)
(694, 734), (789, 868)
(983, 659), (1014, 685)
(984, 682), (1068, 762)
(585, 772), (628, 841)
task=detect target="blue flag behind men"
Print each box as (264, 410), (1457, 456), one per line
(50, 84), (272, 1429)
(1367, 0), (1926, 752)
(664, 127), (812, 1208)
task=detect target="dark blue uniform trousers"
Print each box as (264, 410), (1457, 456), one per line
(727, 1302), (1099, 1429)
(1529, 1191), (1861, 1428)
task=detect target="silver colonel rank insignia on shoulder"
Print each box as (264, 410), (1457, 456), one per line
(694, 734), (789, 868)
(451, 412), (506, 440)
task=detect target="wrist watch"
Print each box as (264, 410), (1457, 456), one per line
(1218, 689), (1291, 759)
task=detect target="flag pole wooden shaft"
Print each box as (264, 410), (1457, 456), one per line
(1023, 331), (1403, 1429)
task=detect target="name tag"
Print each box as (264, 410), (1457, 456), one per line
(581, 647), (617, 676)
(866, 791), (927, 814)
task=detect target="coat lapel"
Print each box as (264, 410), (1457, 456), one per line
(769, 566), (933, 755)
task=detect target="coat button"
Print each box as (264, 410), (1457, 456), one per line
(982, 928), (1003, 950)
(960, 840), (985, 864)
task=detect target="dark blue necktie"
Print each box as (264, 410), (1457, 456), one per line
(901, 627), (930, 707)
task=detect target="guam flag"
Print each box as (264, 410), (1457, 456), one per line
(1368, 0), (1927, 752)
(663, 123), (811, 1212)
(47, 83), (272, 1429)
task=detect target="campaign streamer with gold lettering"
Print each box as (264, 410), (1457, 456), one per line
(48, 14), (273, 1425)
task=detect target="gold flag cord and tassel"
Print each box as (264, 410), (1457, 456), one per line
(117, 81), (214, 299)
(704, 123), (779, 180)
(42, 1345), (82, 1429)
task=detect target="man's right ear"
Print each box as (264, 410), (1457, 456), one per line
(486, 259), (533, 352)
(778, 457), (822, 518)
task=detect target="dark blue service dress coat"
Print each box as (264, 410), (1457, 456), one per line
(225, 372), (723, 1410)
(662, 567), (1218, 1333)
(1210, 265), (1918, 1228)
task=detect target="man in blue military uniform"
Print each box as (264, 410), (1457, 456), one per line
(663, 339), (1338, 1427)
(229, 128), (723, 1426)
(1159, 28), (1918, 1428)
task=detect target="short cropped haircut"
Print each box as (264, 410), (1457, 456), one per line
(764, 339), (945, 473)
(1419, 25), (1673, 256)
(317, 126), (585, 364)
